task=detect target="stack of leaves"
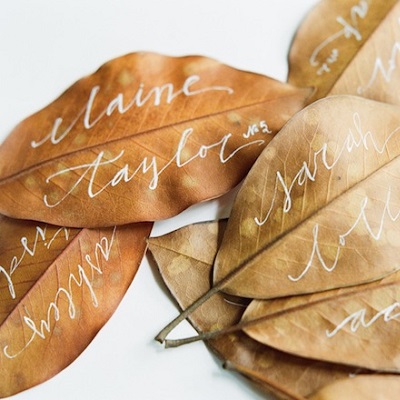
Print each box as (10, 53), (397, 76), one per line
(0, 0), (400, 398)
(150, 1), (400, 399)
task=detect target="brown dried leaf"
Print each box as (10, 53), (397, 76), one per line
(288, 0), (399, 104)
(148, 221), (360, 400)
(242, 271), (400, 371)
(0, 215), (151, 397)
(0, 52), (310, 228)
(213, 95), (400, 299)
(309, 375), (400, 400)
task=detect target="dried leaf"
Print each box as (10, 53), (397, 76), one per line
(0, 215), (151, 397)
(242, 271), (400, 371)
(288, 0), (399, 103)
(148, 221), (360, 400)
(213, 95), (400, 299)
(0, 52), (310, 228)
(309, 375), (400, 400)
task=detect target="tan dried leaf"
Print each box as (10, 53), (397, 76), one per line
(148, 221), (360, 400)
(213, 95), (400, 299)
(288, 0), (400, 104)
(242, 271), (400, 371)
(0, 52), (310, 228)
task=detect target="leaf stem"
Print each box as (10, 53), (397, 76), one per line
(160, 275), (400, 347)
(155, 229), (285, 343)
(164, 322), (240, 348)
(163, 304), (286, 347)
(155, 284), (221, 343)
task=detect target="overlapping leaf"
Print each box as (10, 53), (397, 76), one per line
(242, 271), (400, 371)
(148, 221), (361, 400)
(213, 95), (400, 298)
(288, 0), (400, 104)
(0, 52), (310, 228)
(0, 216), (151, 397)
(2, 1), (400, 398)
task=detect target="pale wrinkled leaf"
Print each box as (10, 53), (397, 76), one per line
(148, 221), (360, 400)
(0, 52), (310, 228)
(242, 271), (400, 371)
(213, 95), (400, 298)
(0, 216), (151, 397)
(288, 0), (399, 104)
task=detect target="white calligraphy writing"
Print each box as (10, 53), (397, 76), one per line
(31, 75), (234, 148)
(43, 128), (265, 208)
(289, 186), (400, 281)
(0, 226), (70, 300)
(253, 113), (400, 282)
(3, 227), (116, 359)
(358, 19), (400, 94)
(326, 299), (400, 338)
(242, 121), (272, 138)
(255, 113), (400, 227)
(310, 1), (368, 75)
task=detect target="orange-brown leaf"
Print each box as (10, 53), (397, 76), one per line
(0, 216), (151, 397)
(288, 0), (399, 103)
(0, 52), (310, 228)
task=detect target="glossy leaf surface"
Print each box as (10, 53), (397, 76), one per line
(213, 96), (400, 298)
(0, 52), (310, 227)
(0, 216), (152, 397)
(288, 0), (399, 104)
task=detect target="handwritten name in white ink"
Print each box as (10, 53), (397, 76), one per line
(309, 0), (368, 75)
(326, 299), (400, 338)
(288, 186), (400, 281)
(31, 75), (234, 148)
(357, 19), (400, 94)
(254, 112), (400, 227)
(43, 127), (265, 208)
(0, 226), (70, 300)
(3, 227), (116, 359)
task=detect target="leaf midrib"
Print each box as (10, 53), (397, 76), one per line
(218, 146), (400, 299)
(0, 91), (306, 185)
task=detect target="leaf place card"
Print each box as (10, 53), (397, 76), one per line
(2, 0), (400, 399)
(288, 0), (400, 104)
(0, 217), (151, 397)
(242, 270), (400, 371)
(151, 95), (400, 397)
(0, 52), (310, 228)
(213, 95), (400, 299)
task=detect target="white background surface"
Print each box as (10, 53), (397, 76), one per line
(0, 1), (318, 399)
